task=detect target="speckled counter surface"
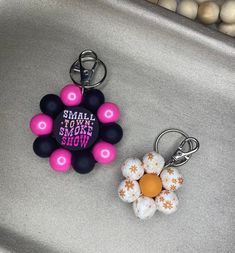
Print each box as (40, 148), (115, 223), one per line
(0, 0), (234, 252)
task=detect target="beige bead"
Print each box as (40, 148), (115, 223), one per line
(220, 0), (235, 24)
(147, 0), (159, 4)
(158, 0), (178, 12)
(218, 23), (235, 37)
(198, 1), (220, 24)
(177, 0), (198, 20)
(194, 0), (208, 3)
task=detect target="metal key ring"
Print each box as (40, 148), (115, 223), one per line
(154, 129), (199, 167)
(69, 49), (107, 89)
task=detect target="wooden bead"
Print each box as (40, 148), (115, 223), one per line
(147, 0), (159, 4)
(158, 0), (177, 12)
(218, 23), (235, 37)
(177, 0), (198, 20)
(194, 0), (209, 3)
(198, 1), (220, 24)
(220, 0), (235, 24)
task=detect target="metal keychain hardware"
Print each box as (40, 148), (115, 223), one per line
(155, 129), (200, 167)
(69, 49), (107, 90)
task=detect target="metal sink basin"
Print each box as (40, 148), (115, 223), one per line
(0, 0), (234, 252)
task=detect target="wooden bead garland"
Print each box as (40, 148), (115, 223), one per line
(146, 0), (235, 37)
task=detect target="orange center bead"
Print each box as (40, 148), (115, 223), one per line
(139, 174), (162, 197)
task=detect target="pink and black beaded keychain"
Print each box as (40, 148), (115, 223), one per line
(30, 50), (123, 174)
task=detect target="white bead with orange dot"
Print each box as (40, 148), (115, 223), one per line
(142, 151), (165, 175)
(133, 196), (157, 220)
(121, 158), (144, 181)
(155, 190), (179, 214)
(160, 167), (184, 191)
(118, 179), (141, 203)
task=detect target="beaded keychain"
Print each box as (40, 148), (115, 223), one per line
(118, 129), (199, 220)
(30, 50), (123, 174)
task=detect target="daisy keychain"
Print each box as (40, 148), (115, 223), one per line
(118, 129), (199, 220)
(30, 50), (123, 174)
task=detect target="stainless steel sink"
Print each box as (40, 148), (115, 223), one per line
(0, 0), (234, 252)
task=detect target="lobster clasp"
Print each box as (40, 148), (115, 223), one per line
(155, 129), (200, 168)
(70, 49), (107, 90)
(167, 137), (200, 167)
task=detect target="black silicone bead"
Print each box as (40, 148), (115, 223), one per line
(100, 123), (123, 144)
(72, 151), (96, 174)
(83, 89), (105, 112)
(40, 94), (65, 118)
(33, 136), (58, 158)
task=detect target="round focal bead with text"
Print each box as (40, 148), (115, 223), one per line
(53, 107), (99, 151)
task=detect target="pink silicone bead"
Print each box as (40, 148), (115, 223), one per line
(49, 148), (72, 172)
(97, 102), (120, 123)
(60, 84), (82, 106)
(30, 113), (53, 136)
(92, 141), (117, 164)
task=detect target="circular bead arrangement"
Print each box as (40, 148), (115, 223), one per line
(30, 83), (123, 174)
(118, 151), (184, 219)
(147, 0), (235, 37)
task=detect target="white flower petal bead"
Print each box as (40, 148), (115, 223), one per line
(142, 151), (165, 175)
(118, 179), (141, 203)
(220, 0), (235, 24)
(218, 23), (235, 37)
(133, 196), (157, 220)
(197, 1), (220, 25)
(155, 190), (179, 214)
(158, 0), (178, 12)
(177, 0), (198, 20)
(121, 158), (144, 180)
(160, 167), (184, 191)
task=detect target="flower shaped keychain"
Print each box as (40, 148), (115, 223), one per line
(30, 50), (123, 173)
(118, 129), (199, 219)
